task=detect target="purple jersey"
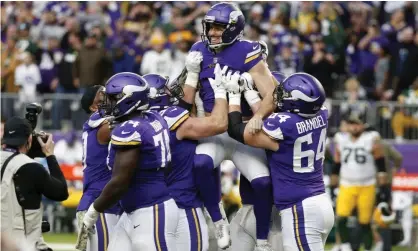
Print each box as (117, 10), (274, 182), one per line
(159, 106), (203, 209)
(190, 40), (263, 114)
(108, 110), (172, 213)
(262, 107), (328, 210)
(78, 112), (121, 214)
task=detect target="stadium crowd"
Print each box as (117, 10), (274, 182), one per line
(1, 1), (418, 249)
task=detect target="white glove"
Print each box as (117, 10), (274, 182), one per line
(83, 204), (99, 230)
(223, 70), (242, 106)
(209, 63), (228, 99)
(239, 72), (255, 91)
(244, 90), (261, 106)
(185, 51), (203, 88)
(75, 205), (99, 251)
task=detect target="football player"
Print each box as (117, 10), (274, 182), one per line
(183, 3), (277, 249)
(75, 85), (121, 251)
(332, 115), (389, 251)
(227, 73), (335, 251)
(143, 66), (229, 251)
(79, 72), (178, 250)
(229, 72), (286, 251)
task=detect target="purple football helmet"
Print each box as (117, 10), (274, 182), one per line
(201, 2), (245, 49)
(102, 72), (150, 118)
(271, 71), (286, 84)
(143, 73), (184, 109)
(274, 73), (326, 117)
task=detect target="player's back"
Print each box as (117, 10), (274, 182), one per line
(78, 112), (120, 213)
(334, 130), (379, 186)
(262, 107), (328, 210)
(159, 106), (202, 209)
(108, 110), (172, 213)
(191, 40), (263, 114)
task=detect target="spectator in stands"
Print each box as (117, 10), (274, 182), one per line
(290, 2), (316, 36)
(140, 29), (173, 76)
(275, 43), (299, 76)
(391, 77), (418, 142)
(14, 52), (41, 110)
(339, 77), (368, 120)
(167, 30), (194, 81)
(38, 36), (61, 94)
(371, 37), (391, 100)
(111, 40), (135, 74)
(16, 22), (41, 64)
(31, 9), (66, 48)
(54, 131), (82, 165)
(303, 35), (336, 97)
(73, 31), (111, 91)
(357, 20), (382, 95)
(1, 35), (20, 93)
(392, 30), (418, 99)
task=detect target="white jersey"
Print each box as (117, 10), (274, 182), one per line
(334, 131), (380, 186)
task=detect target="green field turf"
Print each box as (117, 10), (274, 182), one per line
(43, 233), (411, 251)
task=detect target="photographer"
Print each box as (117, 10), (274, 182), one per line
(1, 117), (69, 251)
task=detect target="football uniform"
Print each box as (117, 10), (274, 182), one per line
(334, 130), (380, 224)
(262, 107), (334, 251)
(108, 110), (179, 251)
(190, 40), (269, 180)
(107, 213), (132, 251)
(230, 175), (284, 251)
(77, 112), (121, 251)
(160, 106), (209, 251)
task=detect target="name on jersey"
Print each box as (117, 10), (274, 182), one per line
(296, 115), (326, 134)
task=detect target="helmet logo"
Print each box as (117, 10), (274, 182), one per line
(205, 15), (216, 22)
(229, 11), (242, 24)
(290, 90), (319, 102)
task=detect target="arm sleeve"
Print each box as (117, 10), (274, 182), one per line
(227, 111), (246, 144)
(14, 157), (69, 208)
(39, 155), (69, 201)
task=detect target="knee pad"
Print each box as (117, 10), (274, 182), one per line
(194, 154), (214, 174)
(250, 176), (272, 192)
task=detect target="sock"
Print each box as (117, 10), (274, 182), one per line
(401, 207), (413, 243)
(337, 217), (350, 243)
(251, 176), (273, 240)
(194, 154), (222, 222)
(360, 224), (373, 250)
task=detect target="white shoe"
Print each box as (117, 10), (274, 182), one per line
(340, 243), (352, 251)
(330, 244), (340, 251)
(397, 239), (411, 247)
(254, 240), (273, 251)
(373, 241), (383, 251)
(214, 219), (231, 249)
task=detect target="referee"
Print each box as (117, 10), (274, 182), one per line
(1, 117), (69, 250)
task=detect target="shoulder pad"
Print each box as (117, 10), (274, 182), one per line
(110, 120), (142, 147)
(190, 41), (204, 52)
(366, 130), (381, 141)
(87, 112), (107, 129)
(160, 106), (189, 131)
(262, 113), (288, 141)
(240, 40), (262, 65)
(333, 132), (347, 145)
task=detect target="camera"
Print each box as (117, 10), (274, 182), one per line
(25, 103), (48, 158)
(41, 220), (51, 233)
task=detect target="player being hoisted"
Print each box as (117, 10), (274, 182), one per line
(182, 2), (278, 250)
